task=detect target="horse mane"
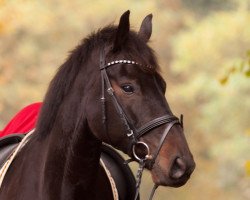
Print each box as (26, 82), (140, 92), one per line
(35, 25), (159, 138)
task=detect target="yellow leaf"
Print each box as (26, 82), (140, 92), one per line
(245, 129), (250, 136)
(219, 76), (228, 85)
(245, 161), (250, 176)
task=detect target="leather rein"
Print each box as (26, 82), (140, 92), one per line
(99, 47), (183, 200)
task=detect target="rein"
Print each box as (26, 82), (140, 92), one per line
(99, 47), (183, 200)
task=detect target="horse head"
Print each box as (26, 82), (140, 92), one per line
(85, 11), (195, 188)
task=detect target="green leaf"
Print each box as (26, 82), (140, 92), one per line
(247, 50), (250, 57)
(245, 69), (250, 77)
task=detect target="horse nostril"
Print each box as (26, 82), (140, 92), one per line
(170, 157), (187, 179)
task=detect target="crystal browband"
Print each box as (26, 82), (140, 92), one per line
(100, 60), (154, 70)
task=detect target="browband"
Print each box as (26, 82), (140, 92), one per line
(100, 59), (153, 70)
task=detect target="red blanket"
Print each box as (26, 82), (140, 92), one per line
(0, 102), (42, 137)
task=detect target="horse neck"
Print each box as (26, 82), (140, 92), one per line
(40, 119), (102, 199)
(41, 58), (103, 198)
(28, 64), (98, 199)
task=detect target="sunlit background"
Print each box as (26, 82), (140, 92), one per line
(0, 0), (250, 199)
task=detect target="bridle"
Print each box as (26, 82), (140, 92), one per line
(99, 47), (183, 200)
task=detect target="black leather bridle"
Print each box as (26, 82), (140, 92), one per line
(99, 47), (183, 200)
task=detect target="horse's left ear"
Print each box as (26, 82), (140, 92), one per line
(138, 14), (153, 42)
(113, 10), (130, 52)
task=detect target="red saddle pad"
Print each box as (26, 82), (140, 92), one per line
(0, 102), (42, 137)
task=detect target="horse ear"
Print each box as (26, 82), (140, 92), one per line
(113, 10), (130, 52)
(138, 14), (153, 42)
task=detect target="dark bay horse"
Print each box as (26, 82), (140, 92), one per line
(0, 11), (195, 200)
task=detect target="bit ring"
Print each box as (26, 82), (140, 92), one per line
(132, 141), (151, 161)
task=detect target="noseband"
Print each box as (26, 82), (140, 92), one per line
(99, 47), (183, 200)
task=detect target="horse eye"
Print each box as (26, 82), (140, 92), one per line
(121, 84), (134, 94)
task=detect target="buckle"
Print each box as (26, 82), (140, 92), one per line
(127, 130), (134, 137)
(107, 87), (114, 95)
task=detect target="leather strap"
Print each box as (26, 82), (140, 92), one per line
(148, 119), (180, 169)
(136, 115), (179, 138)
(100, 47), (137, 147)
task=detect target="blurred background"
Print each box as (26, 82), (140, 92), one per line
(0, 0), (249, 199)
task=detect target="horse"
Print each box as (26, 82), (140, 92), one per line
(0, 10), (195, 200)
